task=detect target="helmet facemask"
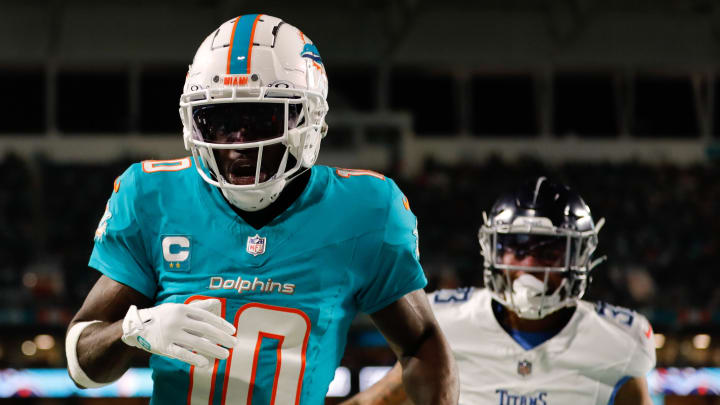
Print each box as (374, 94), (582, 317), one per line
(180, 85), (328, 211)
(479, 213), (605, 319)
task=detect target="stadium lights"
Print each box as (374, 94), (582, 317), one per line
(326, 367), (351, 397)
(359, 366), (393, 392)
(1, 366), (717, 398)
(654, 333), (665, 349)
(692, 334), (711, 350)
(34, 335), (55, 350)
(21, 341), (37, 356)
(22, 273), (37, 288)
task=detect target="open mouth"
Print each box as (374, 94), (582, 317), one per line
(225, 159), (269, 185)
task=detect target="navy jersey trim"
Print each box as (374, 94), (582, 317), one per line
(607, 376), (631, 405)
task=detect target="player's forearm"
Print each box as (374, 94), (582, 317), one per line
(399, 325), (458, 405)
(74, 320), (146, 384)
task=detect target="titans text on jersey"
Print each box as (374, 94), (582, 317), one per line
(90, 158), (426, 405)
(429, 288), (656, 405)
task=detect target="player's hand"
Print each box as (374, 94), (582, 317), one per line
(121, 300), (237, 368)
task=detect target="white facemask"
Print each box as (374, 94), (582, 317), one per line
(509, 274), (565, 319)
(220, 179), (286, 212)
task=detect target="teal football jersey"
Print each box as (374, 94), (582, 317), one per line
(89, 158), (426, 405)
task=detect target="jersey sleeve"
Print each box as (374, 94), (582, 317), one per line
(426, 290), (453, 326)
(595, 301), (657, 379)
(623, 313), (657, 377)
(426, 287), (475, 327)
(88, 165), (157, 299)
(354, 179), (427, 314)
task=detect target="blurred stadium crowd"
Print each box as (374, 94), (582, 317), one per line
(1, 152), (719, 373)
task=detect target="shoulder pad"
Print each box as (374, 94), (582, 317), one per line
(594, 301), (656, 374)
(129, 157), (195, 195)
(329, 167), (391, 198)
(594, 301), (649, 338)
(328, 166), (413, 227)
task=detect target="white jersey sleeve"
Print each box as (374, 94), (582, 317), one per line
(426, 287), (483, 351)
(593, 301), (656, 378)
(427, 287), (477, 329)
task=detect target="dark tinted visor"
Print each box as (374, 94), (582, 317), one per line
(496, 233), (567, 265)
(193, 103), (286, 144)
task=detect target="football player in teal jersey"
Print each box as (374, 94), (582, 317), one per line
(65, 14), (458, 405)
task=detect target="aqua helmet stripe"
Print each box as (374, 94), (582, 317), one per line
(227, 14), (262, 74)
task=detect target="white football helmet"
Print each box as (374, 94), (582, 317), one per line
(179, 14), (329, 211)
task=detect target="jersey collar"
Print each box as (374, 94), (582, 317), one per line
(194, 159), (328, 229)
(483, 292), (582, 354)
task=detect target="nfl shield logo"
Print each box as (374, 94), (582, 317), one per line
(517, 360), (532, 376)
(246, 234), (266, 256)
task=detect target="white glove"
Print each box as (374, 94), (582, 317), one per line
(121, 300), (237, 368)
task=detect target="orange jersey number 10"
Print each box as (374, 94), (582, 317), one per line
(184, 296), (311, 405)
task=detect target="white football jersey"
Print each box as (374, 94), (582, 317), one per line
(428, 288), (656, 405)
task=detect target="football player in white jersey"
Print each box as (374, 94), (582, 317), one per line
(341, 177), (656, 405)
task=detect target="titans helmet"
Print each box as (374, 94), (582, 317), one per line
(179, 15), (329, 211)
(478, 177), (605, 319)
